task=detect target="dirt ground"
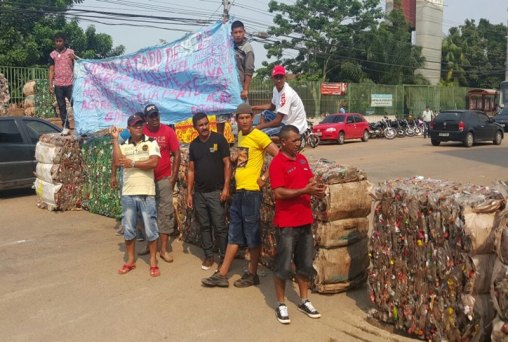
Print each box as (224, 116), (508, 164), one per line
(1, 135), (506, 341)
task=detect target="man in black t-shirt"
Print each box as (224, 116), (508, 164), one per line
(187, 112), (231, 270)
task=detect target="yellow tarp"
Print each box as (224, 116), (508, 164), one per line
(174, 115), (234, 144)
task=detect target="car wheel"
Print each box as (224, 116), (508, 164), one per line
(361, 130), (369, 142)
(431, 139), (440, 146)
(493, 131), (503, 145)
(463, 132), (474, 147)
(337, 131), (345, 145)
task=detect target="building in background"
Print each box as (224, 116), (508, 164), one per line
(386, 0), (444, 85)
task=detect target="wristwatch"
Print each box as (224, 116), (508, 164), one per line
(261, 175), (267, 181)
(131, 160), (135, 168)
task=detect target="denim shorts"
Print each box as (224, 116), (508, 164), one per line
(274, 225), (315, 280)
(121, 195), (159, 242)
(228, 190), (262, 248)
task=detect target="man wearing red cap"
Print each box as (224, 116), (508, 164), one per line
(252, 65), (308, 137)
(110, 114), (162, 277)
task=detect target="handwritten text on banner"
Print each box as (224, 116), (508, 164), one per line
(73, 21), (242, 134)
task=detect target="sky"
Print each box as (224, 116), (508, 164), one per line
(73, 0), (508, 68)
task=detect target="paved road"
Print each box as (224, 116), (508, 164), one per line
(1, 135), (506, 342)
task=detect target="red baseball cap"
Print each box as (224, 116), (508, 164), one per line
(272, 65), (286, 77)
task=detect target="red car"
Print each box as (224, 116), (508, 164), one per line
(312, 113), (370, 144)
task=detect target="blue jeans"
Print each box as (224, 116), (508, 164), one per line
(228, 190), (262, 248)
(121, 195), (159, 242)
(274, 225), (315, 280)
(54, 85), (73, 128)
(261, 110), (284, 137)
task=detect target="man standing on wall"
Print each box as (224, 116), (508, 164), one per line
(49, 32), (75, 130)
(217, 20), (255, 136)
(187, 112), (231, 270)
(110, 114), (161, 277)
(201, 103), (278, 288)
(269, 125), (326, 324)
(142, 104), (181, 262)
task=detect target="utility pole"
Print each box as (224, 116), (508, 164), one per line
(223, 0), (230, 22)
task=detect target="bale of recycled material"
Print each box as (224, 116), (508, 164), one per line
(0, 73), (9, 115)
(314, 217), (369, 248)
(491, 316), (508, 342)
(23, 80), (35, 96)
(313, 237), (369, 284)
(24, 95), (35, 108)
(313, 180), (372, 221)
(80, 135), (121, 219)
(492, 259), (508, 321)
(309, 158), (367, 184)
(313, 271), (367, 294)
(34, 133), (83, 211)
(368, 177), (505, 342)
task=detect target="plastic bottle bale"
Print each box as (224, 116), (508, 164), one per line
(313, 180), (372, 221)
(492, 258), (508, 321)
(313, 237), (369, 285)
(23, 80), (36, 96)
(368, 178), (505, 341)
(491, 316), (508, 342)
(309, 158), (367, 184)
(24, 95), (35, 108)
(495, 223), (508, 265)
(260, 223), (277, 270)
(313, 217), (369, 248)
(180, 208), (201, 246)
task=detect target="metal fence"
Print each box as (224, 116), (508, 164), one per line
(249, 81), (470, 118)
(0, 66), (48, 104)
(0, 65), (469, 117)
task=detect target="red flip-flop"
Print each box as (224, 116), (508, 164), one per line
(150, 266), (160, 277)
(118, 263), (136, 275)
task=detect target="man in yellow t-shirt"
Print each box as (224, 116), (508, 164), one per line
(202, 103), (279, 288)
(111, 114), (162, 278)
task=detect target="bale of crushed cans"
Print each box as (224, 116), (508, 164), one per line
(34, 133), (83, 211)
(491, 182), (508, 341)
(80, 134), (121, 219)
(368, 177), (507, 341)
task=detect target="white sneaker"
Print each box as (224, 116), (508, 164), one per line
(276, 304), (291, 324)
(61, 128), (70, 135)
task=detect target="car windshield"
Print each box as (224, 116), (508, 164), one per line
(321, 115), (345, 124)
(437, 112), (462, 121)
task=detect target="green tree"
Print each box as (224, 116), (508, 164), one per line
(0, 0), (124, 67)
(365, 9), (426, 85)
(264, 0), (382, 82)
(441, 19), (507, 88)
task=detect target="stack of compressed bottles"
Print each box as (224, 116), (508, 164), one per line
(23, 80), (56, 118)
(34, 133), (83, 211)
(260, 157), (372, 294)
(491, 181), (508, 341)
(0, 73), (9, 115)
(81, 134), (121, 219)
(368, 177), (506, 341)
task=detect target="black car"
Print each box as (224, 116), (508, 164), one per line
(429, 110), (503, 147)
(493, 107), (508, 132)
(0, 116), (61, 190)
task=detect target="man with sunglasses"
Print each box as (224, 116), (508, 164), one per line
(252, 65), (308, 138)
(142, 104), (181, 263)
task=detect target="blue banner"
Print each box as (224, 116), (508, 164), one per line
(73, 21), (242, 134)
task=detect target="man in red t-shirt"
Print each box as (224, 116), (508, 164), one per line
(269, 125), (326, 325)
(142, 104), (181, 262)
